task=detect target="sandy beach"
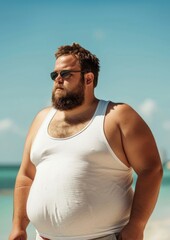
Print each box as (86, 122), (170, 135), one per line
(145, 218), (170, 240)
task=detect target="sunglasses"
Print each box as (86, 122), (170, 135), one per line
(50, 70), (84, 81)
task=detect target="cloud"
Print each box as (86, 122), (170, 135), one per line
(138, 99), (157, 119)
(0, 119), (14, 131)
(0, 118), (26, 136)
(162, 120), (170, 131)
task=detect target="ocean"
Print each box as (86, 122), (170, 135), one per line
(0, 165), (170, 240)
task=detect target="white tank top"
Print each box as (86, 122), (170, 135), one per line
(27, 100), (133, 240)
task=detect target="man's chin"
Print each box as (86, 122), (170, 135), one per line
(52, 99), (84, 111)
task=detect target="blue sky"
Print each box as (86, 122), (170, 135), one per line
(0, 0), (170, 165)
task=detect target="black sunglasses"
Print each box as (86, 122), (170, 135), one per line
(50, 70), (84, 81)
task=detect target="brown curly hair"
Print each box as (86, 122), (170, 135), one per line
(55, 43), (100, 88)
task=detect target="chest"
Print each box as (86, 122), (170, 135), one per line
(48, 119), (90, 138)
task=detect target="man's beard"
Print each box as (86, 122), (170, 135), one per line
(51, 80), (85, 111)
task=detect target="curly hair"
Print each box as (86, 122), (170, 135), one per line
(55, 43), (100, 88)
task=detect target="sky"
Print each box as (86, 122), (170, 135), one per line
(0, 0), (170, 165)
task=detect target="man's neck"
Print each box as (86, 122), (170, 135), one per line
(55, 98), (99, 123)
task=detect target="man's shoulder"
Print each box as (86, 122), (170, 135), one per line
(36, 106), (53, 119)
(108, 101), (147, 132)
(30, 106), (53, 129)
(107, 101), (139, 122)
(27, 106), (53, 140)
(108, 101), (133, 113)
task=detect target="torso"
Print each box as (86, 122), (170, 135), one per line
(27, 100), (133, 239)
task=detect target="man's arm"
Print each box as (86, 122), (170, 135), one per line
(117, 104), (163, 240)
(9, 108), (51, 240)
(9, 126), (36, 240)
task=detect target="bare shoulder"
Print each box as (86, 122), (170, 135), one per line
(107, 102), (146, 129)
(106, 101), (155, 148)
(107, 102), (162, 173)
(33, 106), (52, 123)
(25, 107), (52, 150)
(28, 107), (52, 138)
(108, 102), (138, 118)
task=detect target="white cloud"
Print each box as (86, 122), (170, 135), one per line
(138, 99), (157, 118)
(0, 118), (26, 136)
(162, 120), (170, 131)
(0, 119), (14, 131)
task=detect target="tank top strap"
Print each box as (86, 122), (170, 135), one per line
(42, 107), (57, 129)
(95, 100), (110, 116)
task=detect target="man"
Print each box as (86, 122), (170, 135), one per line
(9, 43), (163, 240)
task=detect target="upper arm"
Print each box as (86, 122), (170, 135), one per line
(17, 107), (51, 183)
(117, 104), (162, 175)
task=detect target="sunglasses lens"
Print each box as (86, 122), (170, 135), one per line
(50, 70), (73, 80)
(60, 70), (71, 78)
(51, 72), (58, 80)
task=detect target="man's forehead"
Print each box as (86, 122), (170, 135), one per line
(55, 55), (79, 67)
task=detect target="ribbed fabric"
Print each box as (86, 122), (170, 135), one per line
(27, 100), (133, 240)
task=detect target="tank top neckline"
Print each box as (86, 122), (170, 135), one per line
(46, 100), (107, 141)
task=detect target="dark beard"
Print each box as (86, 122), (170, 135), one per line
(52, 82), (85, 111)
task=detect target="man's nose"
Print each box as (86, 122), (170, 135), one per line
(54, 75), (64, 83)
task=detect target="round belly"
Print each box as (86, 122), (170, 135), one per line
(27, 160), (133, 237)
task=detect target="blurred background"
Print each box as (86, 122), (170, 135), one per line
(0, 0), (170, 239)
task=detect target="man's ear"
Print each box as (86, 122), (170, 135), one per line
(84, 72), (94, 85)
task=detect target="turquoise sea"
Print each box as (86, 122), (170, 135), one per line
(0, 165), (170, 240)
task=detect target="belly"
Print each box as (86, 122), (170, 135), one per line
(27, 160), (133, 237)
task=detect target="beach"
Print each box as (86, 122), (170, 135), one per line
(145, 219), (170, 240)
(143, 168), (170, 240)
(0, 166), (170, 240)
